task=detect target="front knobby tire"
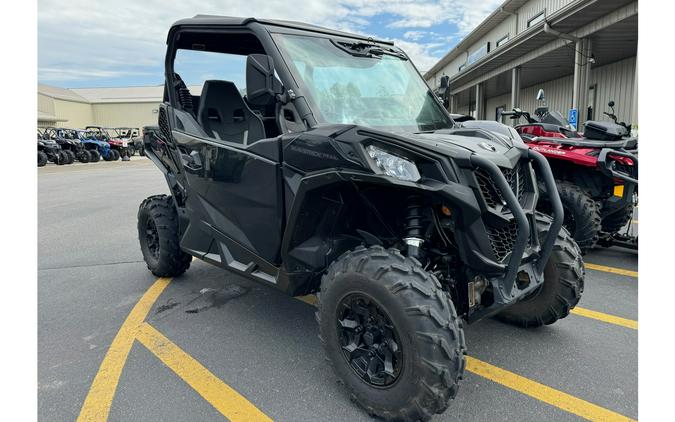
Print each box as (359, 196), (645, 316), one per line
(557, 181), (601, 253)
(497, 213), (584, 328)
(317, 246), (466, 422)
(137, 194), (191, 277)
(38, 151), (48, 167)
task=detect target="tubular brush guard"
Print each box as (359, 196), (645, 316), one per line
(467, 149), (563, 321)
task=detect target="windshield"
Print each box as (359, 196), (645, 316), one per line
(106, 128), (122, 138)
(273, 34), (453, 133)
(116, 128), (135, 138)
(542, 111), (573, 129)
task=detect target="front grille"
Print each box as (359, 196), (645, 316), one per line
(475, 164), (526, 209)
(486, 221), (519, 262)
(475, 162), (530, 262)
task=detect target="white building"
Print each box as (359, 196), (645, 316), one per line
(424, 0), (638, 130)
(37, 84), (201, 129)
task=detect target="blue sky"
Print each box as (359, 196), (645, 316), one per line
(38, 0), (502, 88)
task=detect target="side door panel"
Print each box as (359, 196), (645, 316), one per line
(172, 130), (284, 266)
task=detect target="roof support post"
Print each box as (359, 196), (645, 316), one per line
(631, 50), (638, 135)
(475, 82), (485, 120)
(572, 38), (592, 129)
(511, 66), (521, 112)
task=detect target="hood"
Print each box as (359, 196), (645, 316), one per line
(314, 123), (527, 171)
(391, 128), (525, 169)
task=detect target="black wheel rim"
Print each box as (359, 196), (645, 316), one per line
(562, 204), (577, 235)
(336, 293), (403, 388)
(145, 218), (160, 260)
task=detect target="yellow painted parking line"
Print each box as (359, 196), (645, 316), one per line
(585, 263), (638, 278)
(295, 294), (318, 306)
(136, 322), (273, 422)
(570, 307), (638, 330)
(77, 277), (172, 422)
(466, 357), (635, 422)
(294, 295), (635, 419)
(295, 295), (637, 329)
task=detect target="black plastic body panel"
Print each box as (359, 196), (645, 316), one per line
(149, 18), (566, 320)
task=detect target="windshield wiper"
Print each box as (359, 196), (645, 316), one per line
(332, 40), (408, 60)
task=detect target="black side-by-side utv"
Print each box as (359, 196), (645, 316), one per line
(137, 16), (584, 421)
(37, 130), (66, 166)
(43, 127), (94, 163)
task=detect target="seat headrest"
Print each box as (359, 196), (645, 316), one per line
(201, 80), (241, 102)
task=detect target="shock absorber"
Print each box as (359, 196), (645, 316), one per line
(403, 196), (425, 259)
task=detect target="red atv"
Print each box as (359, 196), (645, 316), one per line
(501, 97), (637, 253)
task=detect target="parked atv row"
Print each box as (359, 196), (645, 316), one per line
(499, 91), (638, 253)
(37, 126), (146, 167)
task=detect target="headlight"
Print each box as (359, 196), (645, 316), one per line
(366, 145), (421, 182)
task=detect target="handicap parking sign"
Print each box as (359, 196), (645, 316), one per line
(568, 109), (578, 130)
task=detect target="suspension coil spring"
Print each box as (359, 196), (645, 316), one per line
(404, 196), (425, 239)
(404, 196), (425, 258)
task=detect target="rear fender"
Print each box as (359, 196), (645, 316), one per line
(145, 104), (187, 206)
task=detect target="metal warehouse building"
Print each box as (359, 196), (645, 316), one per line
(37, 84), (201, 129)
(424, 0), (638, 131)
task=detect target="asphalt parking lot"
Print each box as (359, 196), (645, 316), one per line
(38, 158), (638, 422)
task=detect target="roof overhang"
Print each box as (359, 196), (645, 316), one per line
(446, 0), (637, 95)
(424, 0), (530, 77)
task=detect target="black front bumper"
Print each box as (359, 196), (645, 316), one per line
(466, 150), (564, 322)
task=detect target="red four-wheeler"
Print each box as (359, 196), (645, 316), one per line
(115, 127), (141, 157)
(501, 91), (638, 252)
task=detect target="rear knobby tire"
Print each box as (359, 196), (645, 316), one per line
(65, 149), (76, 164)
(137, 194), (191, 277)
(38, 151), (47, 167)
(77, 150), (91, 163)
(111, 149), (120, 161)
(555, 181), (601, 253)
(317, 245), (466, 422)
(496, 212), (584, 328)
(56, 151), (68, 165)
(602, 203), (634, 233)
(89, 149), (101, 162)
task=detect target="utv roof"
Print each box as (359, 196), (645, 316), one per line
(169, 15), (394, 46)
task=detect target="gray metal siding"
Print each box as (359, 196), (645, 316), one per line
(519, 74), (575, 118)
(591, 56), (636, 124)
(517, 0), (576, 33)
(481, 56), (636, 124)
(486, 93), (512, 121)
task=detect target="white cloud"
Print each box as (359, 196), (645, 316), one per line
(403, 31), (426, 41)
(38, 0), (502, 85)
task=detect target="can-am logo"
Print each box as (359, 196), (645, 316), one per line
(479, 142), (497, 152)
